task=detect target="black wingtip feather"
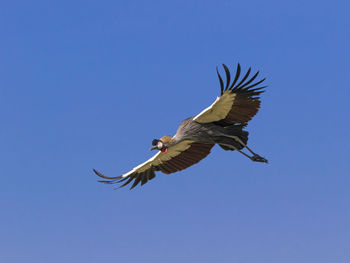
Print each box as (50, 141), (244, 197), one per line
(238, 70), (259, 90)
(222, 64), (231, 91)
(229, 63), (241, 90)
(130, 176), (142, 190)
(234, 67), (251, 90)
(215, 63), (267, 97)
(243, 78), (266, 91)
(116, 176), (130, 183)
(216, 67), (224, 95)
(93, 168), (122, 180)
(119, 176), (134, 188)
(97, 180), (114, 184)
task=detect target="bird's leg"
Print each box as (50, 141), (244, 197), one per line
(229, 136), (258, 155)
(222, 135), (268, 163)
(219, 143), (261, 162)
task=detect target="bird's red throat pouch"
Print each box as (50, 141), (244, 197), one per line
(161, 148), (168, 154)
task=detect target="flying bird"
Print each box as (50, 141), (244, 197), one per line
(94, 63), (268, 189)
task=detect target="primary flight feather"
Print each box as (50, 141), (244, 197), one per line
(94, 63), (268, 189)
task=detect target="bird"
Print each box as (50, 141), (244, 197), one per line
(93, 63), (268, 189)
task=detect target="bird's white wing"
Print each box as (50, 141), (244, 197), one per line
(193, 63), (266, 126)
(194, 92), (237, 123)
(93, 140), (214, 189)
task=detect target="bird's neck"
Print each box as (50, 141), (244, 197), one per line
(160, 136), (174, 146)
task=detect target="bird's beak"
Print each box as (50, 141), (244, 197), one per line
(150, 146), (157, 151)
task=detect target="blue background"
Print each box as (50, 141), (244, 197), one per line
(1, 0), (350, 262)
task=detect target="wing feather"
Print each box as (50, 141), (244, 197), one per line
(119, 176), (135, 188)
(233, 67), (251, 89)
(222, 64), (231, 90)
(93, 141), (214, 189)
(130, 175), (142, 190)
(216, 67), (224, 95)
(140, 174), (147, 186)
(194, 63), (266, 126)
(229, 63), (241, 91)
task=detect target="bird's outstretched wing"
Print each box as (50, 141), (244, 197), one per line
(193, 63), (266, 126)
(93, 140), (214, 190)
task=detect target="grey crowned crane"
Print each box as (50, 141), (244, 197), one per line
(94, 63), (268, 189)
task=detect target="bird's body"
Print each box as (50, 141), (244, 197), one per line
(94, 63), (268, 189)
(172, 117), (248, 149)
(174, 117), (217, 144)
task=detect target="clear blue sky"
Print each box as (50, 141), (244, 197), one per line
(1, 0), (350, 262)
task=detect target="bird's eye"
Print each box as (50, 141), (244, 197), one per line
(157, 141), (163, 149)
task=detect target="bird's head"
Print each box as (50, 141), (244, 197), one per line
(150, 136), (173, 153)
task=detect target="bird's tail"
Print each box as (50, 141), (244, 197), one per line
(216, 125), (249, 151)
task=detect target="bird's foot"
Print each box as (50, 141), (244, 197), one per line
(251, 154), (268, 163)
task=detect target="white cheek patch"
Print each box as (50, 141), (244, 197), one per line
(157, 141), (163, 149)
